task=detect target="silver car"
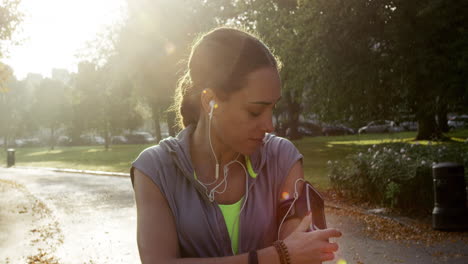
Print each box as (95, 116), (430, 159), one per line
(448, 115), (468, 130)
(358, 120), (396, 134)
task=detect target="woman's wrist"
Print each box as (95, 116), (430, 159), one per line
(257, 244), (282, 264)
(273, 240), (291, 264)
(248, 251), (258, 264)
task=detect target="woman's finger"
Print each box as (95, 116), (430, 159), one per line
(320, 252), (336, 262)
(322, 242), (339, 253)
(314, 228), (342, 240)
(295, 212), (312, 232)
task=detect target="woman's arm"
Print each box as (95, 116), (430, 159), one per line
(133, 168), (179, 263)
(277, 160), (342, 263)
(278, 160), (305, 239)
(133, 168), (281, 264)
(134, 165), (339, 264)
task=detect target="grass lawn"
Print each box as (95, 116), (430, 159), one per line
(1, 129), (467, 190)
(293, 130), (468, 190)
(0, 144), (153, 173)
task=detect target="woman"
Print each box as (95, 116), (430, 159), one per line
(131, 27), (341, 264)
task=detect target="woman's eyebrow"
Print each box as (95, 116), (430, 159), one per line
(248, 96), (282, 105)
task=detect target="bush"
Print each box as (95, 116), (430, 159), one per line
(328, 142), (468, 214)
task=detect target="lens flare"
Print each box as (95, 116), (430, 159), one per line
(281, 191), (290, 200)
(165, 42), (176, 55)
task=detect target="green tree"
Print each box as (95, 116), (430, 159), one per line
(0, 65), (27, 148)
(96, 57), (143, 150)
(231, 0), (308, 138)
(0, 0), (23, 148)
(69, 60), (143, 149)
(31, 78), (69, 150)
(68, 62), (99, 144)
(0, 0), (22, 58)
(297, 0), (467, 139)
(114, 0), (225, 140)
(385, 0), (468, 139)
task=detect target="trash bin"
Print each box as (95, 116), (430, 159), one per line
(432, 162), (468, 230)
(7, 148), (15, 167)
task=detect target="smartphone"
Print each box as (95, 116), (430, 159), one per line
(277, 181), (327, 231)
(297, 182), (327, 231)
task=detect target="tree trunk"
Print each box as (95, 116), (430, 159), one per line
(104, 121), (110, 151)
(437, 104), (449, 133)
(70, 117), (82, 146)
(167, 111), (177, 137)
(50, 126), (55, 150)
(416, 113), (441, 140)
(152, 104), (162, 143)
(273, 110), (285, 137)
(285, 91), (302, 140)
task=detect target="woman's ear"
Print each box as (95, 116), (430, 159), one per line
(200, 88), (217, 116)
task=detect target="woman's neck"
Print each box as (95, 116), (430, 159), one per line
(190, 119), (240, 169)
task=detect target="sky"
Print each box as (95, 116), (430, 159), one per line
(3, 0), (127, 80)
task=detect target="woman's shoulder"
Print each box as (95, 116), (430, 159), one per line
(134, 135), (183, 161)
(134, 144), (167, 163)
(263, 134), (303, 169)
(263, 134), (299, 154)
(132, 137), (180, 174)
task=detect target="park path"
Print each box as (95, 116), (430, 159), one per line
(0, 167), (139, 264)
(0, 167), (467, 264)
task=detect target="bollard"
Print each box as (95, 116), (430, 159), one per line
(6, 148), (15, 167)
(432, 162), (468, 230)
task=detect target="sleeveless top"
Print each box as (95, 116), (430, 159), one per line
(130, 125), (303, 257)
(194, 155), (257, 254)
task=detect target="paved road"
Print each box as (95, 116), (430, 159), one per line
(0, 167), (467, 264)
(0, 167), (139, 264)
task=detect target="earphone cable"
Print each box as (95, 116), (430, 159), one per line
(208, 107), (220, 180)
(277, 178), (306, 240)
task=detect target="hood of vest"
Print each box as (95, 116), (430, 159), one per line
(158, 125), (272, 203)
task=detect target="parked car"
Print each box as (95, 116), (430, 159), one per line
(322, 125), (355, 136)
(125, 132), (155, 144)
(399, 121), (418, 131)
(448, 115), (468, 130)
(79, 135), (105, 145)
(13, 139), (25, 147)
(111, 135), (128, 144)
(161, 131), (170, 139)
(358, 120), (396, 134)
(57, 135), (71, 146)
(390, 125), (405, 133)
(13, 138), (42, 147)
(395, 115), (418, 131)
(284, 122), (322, 138)
(297, 122), (323, 137)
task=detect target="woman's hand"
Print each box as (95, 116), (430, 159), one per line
(283, 212), (342, 264)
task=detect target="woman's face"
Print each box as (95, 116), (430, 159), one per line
(212, 66), (281, 155)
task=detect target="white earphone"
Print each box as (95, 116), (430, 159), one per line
(201, 96), (250, 254)
(209, 100), (216, 119)
(207, 99), (219, 179)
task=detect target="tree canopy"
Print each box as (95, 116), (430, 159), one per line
(3, 0), (467, 145)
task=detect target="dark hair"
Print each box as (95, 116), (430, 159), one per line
(173, 27), (280, 128)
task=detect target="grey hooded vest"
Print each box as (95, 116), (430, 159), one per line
(130, 125), (302, 257)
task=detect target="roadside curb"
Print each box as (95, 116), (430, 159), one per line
(325, 202), (418, 230)
(12, 166), (130, 178)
